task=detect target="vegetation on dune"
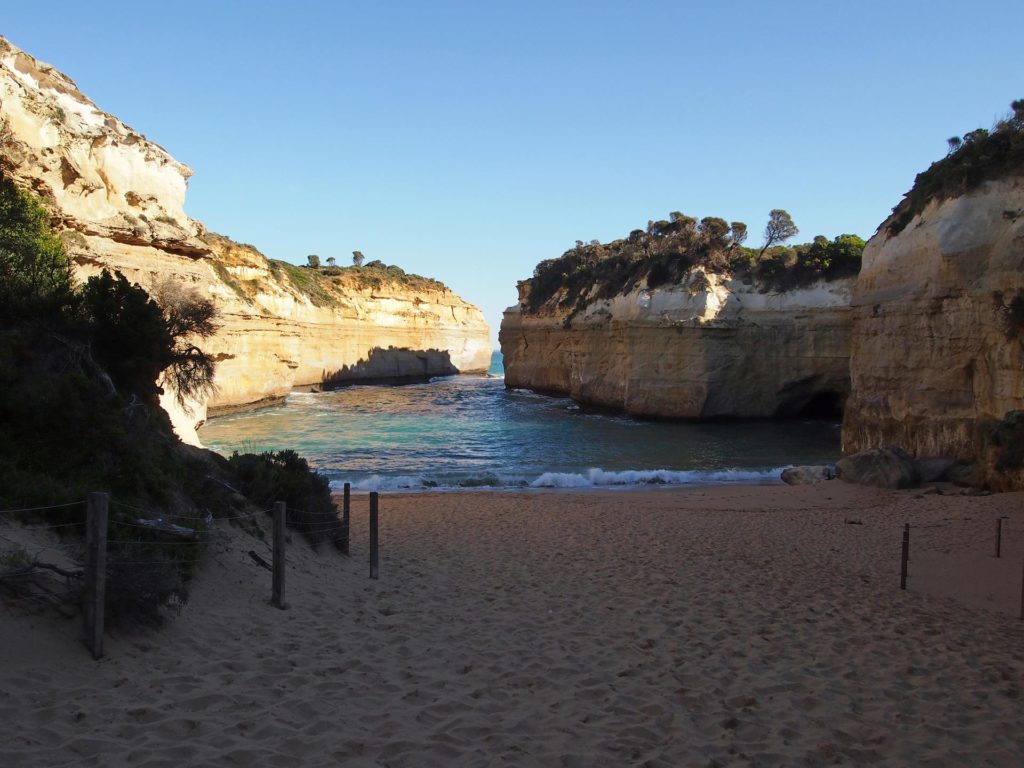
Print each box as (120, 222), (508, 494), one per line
(524, 209), (864, 316)
(271, 256), (449, 302)
(210, 259), (260, 304)
(0, 173), (342, 625)
(887, 99), (1024, 236)
(332, 259), (449, 292)
(226, 451), (343, 551)
(270, 259), (337, 306)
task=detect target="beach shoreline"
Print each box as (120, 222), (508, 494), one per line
(2, 483), (1023, 766)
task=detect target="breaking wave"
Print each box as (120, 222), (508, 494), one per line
(528, 467), (785, 488)
(334, 467), (786, 492)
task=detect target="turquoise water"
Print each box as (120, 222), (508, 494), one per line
(198, 351), (841, 490)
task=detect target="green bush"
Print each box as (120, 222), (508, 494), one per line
(227, 451), (343, 550)
(524, 210), (864, 317)
(0, 174), (74, 320)
(753, 234), (865, 292)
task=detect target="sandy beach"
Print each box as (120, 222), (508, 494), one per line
(2, 483), (1024, 766)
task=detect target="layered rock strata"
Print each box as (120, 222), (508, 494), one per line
(500, 275), (853, 419)
(0, 37), (491, 444)
(842, 178), (1024, 488)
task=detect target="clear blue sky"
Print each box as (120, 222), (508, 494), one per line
(5, 2), (1023, 344)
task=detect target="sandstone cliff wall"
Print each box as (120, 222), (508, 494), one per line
(500, 275), (853, 419)
(842, 178), (1024, 487)
(0, 38), (491, 445)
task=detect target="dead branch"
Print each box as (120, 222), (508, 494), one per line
(248, 550), (272, 571)
(131, 518), (199, 541)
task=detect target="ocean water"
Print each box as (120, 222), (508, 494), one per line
(198, 351), (841, 491)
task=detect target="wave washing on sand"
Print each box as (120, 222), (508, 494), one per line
(337, 466), (787, 492)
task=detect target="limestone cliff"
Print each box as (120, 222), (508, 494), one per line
(0, 37), (491, 444)
(501, 274), (853, 419)
(842, 177), (1024, 487)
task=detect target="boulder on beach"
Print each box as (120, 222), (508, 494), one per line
(780, 465), (835, 485)
(914, 457), (957, 484)
(836, 448), (920, 489)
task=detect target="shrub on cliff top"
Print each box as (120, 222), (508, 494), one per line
(887, 99), (1024, 235)
(524, 209), (864, 317)
(272, 257), (448, 298)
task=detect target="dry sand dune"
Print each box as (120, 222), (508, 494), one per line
(2, 483), (1023, 766)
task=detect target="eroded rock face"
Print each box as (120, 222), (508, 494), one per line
(0, 38), (209, 258)
(0, 37), (491, 445)
(842, 178), (1024, 488)
(500, 274), (853, 419)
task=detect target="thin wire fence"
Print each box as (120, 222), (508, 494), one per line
(1, 487), (363, 658)
(0, 496), (274, 580)
(901, 516), (1024, 619)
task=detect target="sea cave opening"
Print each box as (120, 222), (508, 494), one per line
(779, 390), (844, 420)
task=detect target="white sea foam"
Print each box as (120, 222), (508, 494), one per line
(330, 467), (785, 492)
(528, 467), (784, 488)
(346, 475), (428, 491)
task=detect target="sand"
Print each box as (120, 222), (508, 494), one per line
(2, 482), (1023, 766)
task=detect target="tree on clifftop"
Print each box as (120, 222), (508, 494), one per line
(760, 209), (799, 258)
(729, 221), (748, 247)
(352, 250), (365, 266)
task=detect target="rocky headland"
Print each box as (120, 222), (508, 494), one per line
(0, 37), (491, 445)
(843, 176), (1024, 488)
(839, 102), (1024, 489)
(500, 216), (861, 419)
(501, 275), (853, 419)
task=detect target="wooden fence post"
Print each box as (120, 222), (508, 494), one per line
(342, 482), (351, 556)
(995, 518), (1002, 558)
(900, 523), (910, 590)
(369, 492), (379, 580)
(83, 492), (108, 659)
(272, 501), (287, 609)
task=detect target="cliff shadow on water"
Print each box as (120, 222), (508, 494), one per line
(319, 346), (458, 389)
